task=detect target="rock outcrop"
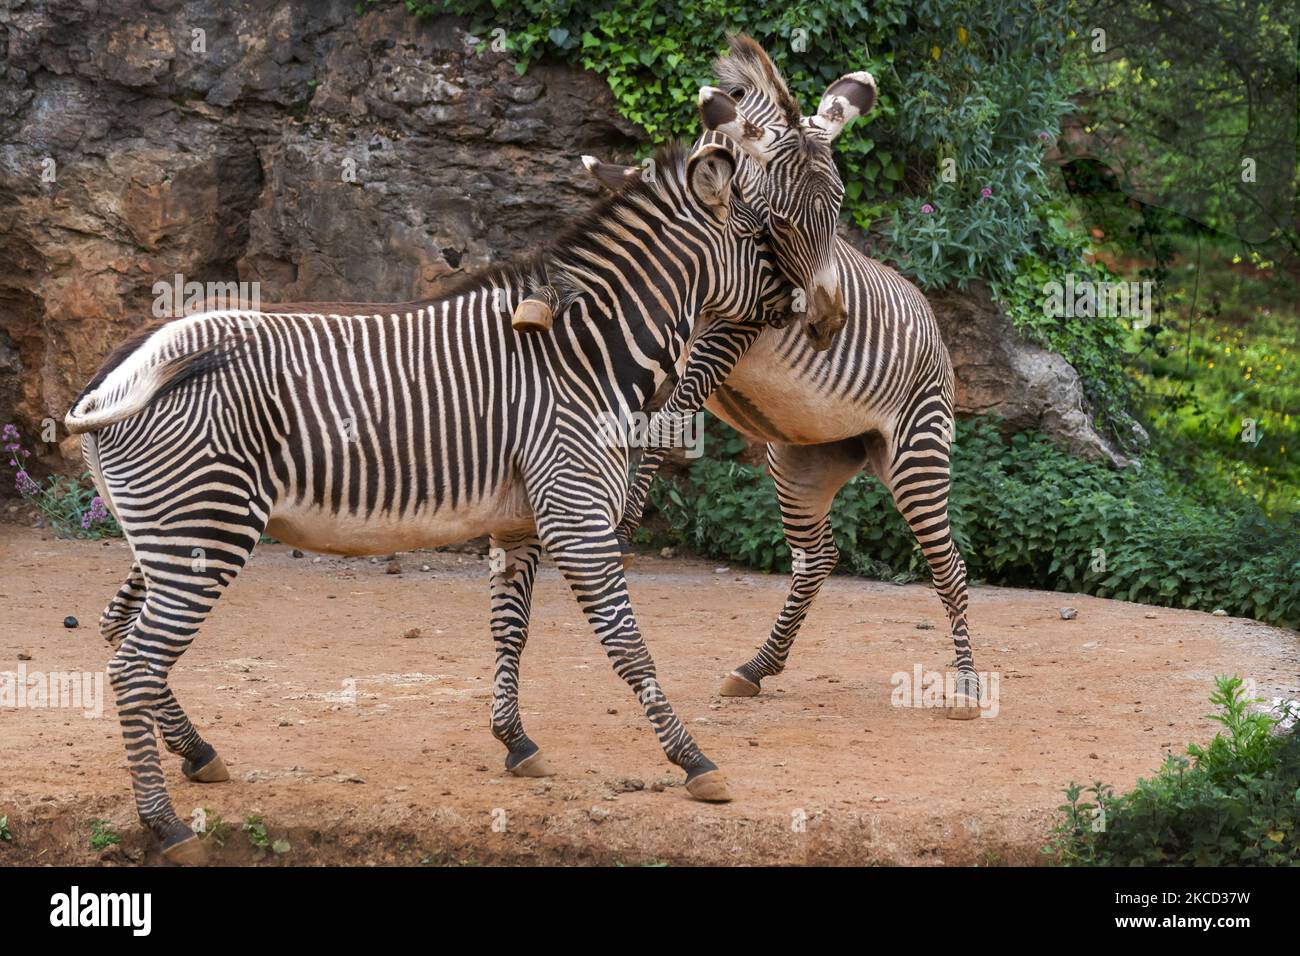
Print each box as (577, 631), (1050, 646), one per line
(0, 1), (1129, 474)
(0, 1), (642, 471)
(927, 282), (1137, 466)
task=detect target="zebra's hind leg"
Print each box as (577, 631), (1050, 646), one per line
(104, 566), (231, 783)
(487, 532), (550, 777)
(535, 506), (730, 802)
(108, 534), (260, 864)
(99, 561), (145, 646)
(881, 400), (981, 719)
(722, 439), (867, 696)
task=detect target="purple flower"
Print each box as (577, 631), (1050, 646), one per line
(81, 496), (110, 528)
(921, 203), (935, 214)
(1038, 131), (1050, 141)
(15, 470), (39, 496)
(980, 187), (992, 198)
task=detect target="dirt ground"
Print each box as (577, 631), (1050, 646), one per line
(1, 524), (1297, 866)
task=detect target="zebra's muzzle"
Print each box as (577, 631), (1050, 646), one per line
(804, 284), (847, 351)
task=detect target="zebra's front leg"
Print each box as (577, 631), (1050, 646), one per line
(616, 317), (765, 560)
(722, 440), (866, 696)
(487, 532), (550, 776)
(535, 506), (731, 801)
(615, 447), (667, 562)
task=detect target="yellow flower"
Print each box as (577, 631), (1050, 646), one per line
(931, 44), (941, 60)
(1207, 362), (1215, 369)
(957, 26), (969, 45)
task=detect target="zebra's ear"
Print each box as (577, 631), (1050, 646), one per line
(581, 155), (641, 193)
(698, 86), (780, 166)
(686, 141), (738, 221)
(803, 72), (877, 143)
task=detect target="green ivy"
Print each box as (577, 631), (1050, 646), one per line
(427, 2), (1076, 278)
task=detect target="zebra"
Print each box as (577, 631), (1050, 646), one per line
(64, 134), (810, 864)
(597, 40), (984, 719)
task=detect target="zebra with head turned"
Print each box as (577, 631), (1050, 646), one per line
(65, 133), (821, 864)
(599, 38), (983, 718)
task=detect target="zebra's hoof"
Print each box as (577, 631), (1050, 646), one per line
(182, 746), (230, 783)
(507, 750), (554, 778)
(685, 769), (732, 803)
(719, 671), (760, 697)
(945, 695), (981, 720)
(161, 833), (208, 866)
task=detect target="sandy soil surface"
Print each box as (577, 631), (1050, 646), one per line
(1, 525), (1296, 866)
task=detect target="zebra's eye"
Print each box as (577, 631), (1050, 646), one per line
(729, 87), (745, 99)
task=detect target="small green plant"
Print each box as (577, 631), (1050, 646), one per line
(1045, 676), (1300, 866)
(89, 819), (122, 850)
(3, 423), (120, 539)
(0, 814), (12, 842)
(242, 815), (290, 857)
(197, 809), (231, 847)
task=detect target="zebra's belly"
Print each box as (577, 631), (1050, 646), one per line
(265, 488), (534, 556)
(706, 356), (884, 445)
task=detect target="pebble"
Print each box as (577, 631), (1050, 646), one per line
(291, 549), (304, 558)
(63, 615), (78, 629)
(386, 559), (402, 574)
(421, 564), (432, 573)
(1059, 607), (1077, 620)
(915, 622), (934, 630)
(403, 627), (424, 640)
(1212, 608), (1228, 617)
(1144, 612), (1157, 619)
(313, 557), (322, 564)
(18, 652), (32, 661)
(660, 547), (676, 559)
(588, 806), (610, 822)
(713, 566), (729, 574)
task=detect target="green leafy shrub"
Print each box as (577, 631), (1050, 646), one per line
(648, 416), (1300, 628)
(1046, 676), (1300, 866)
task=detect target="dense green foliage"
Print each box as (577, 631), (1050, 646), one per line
(649, 417), (1300, 628)
(1047, 677), (1300, 865)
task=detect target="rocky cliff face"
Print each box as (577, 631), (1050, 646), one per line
(0, 0), (1128, 474)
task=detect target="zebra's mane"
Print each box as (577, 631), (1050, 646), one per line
(431, 142), (690, 313)
(545, 141), (689, 309)
(713, 34), (802, 129)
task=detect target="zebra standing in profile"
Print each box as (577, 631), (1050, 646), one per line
(66, 134), (819, 864)
(596, 38), (983, 717)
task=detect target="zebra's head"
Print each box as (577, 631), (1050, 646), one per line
(575, 136), (794, 334)
(698, 35), (876, 351)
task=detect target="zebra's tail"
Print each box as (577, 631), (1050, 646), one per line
(64, 328), (233, 435)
